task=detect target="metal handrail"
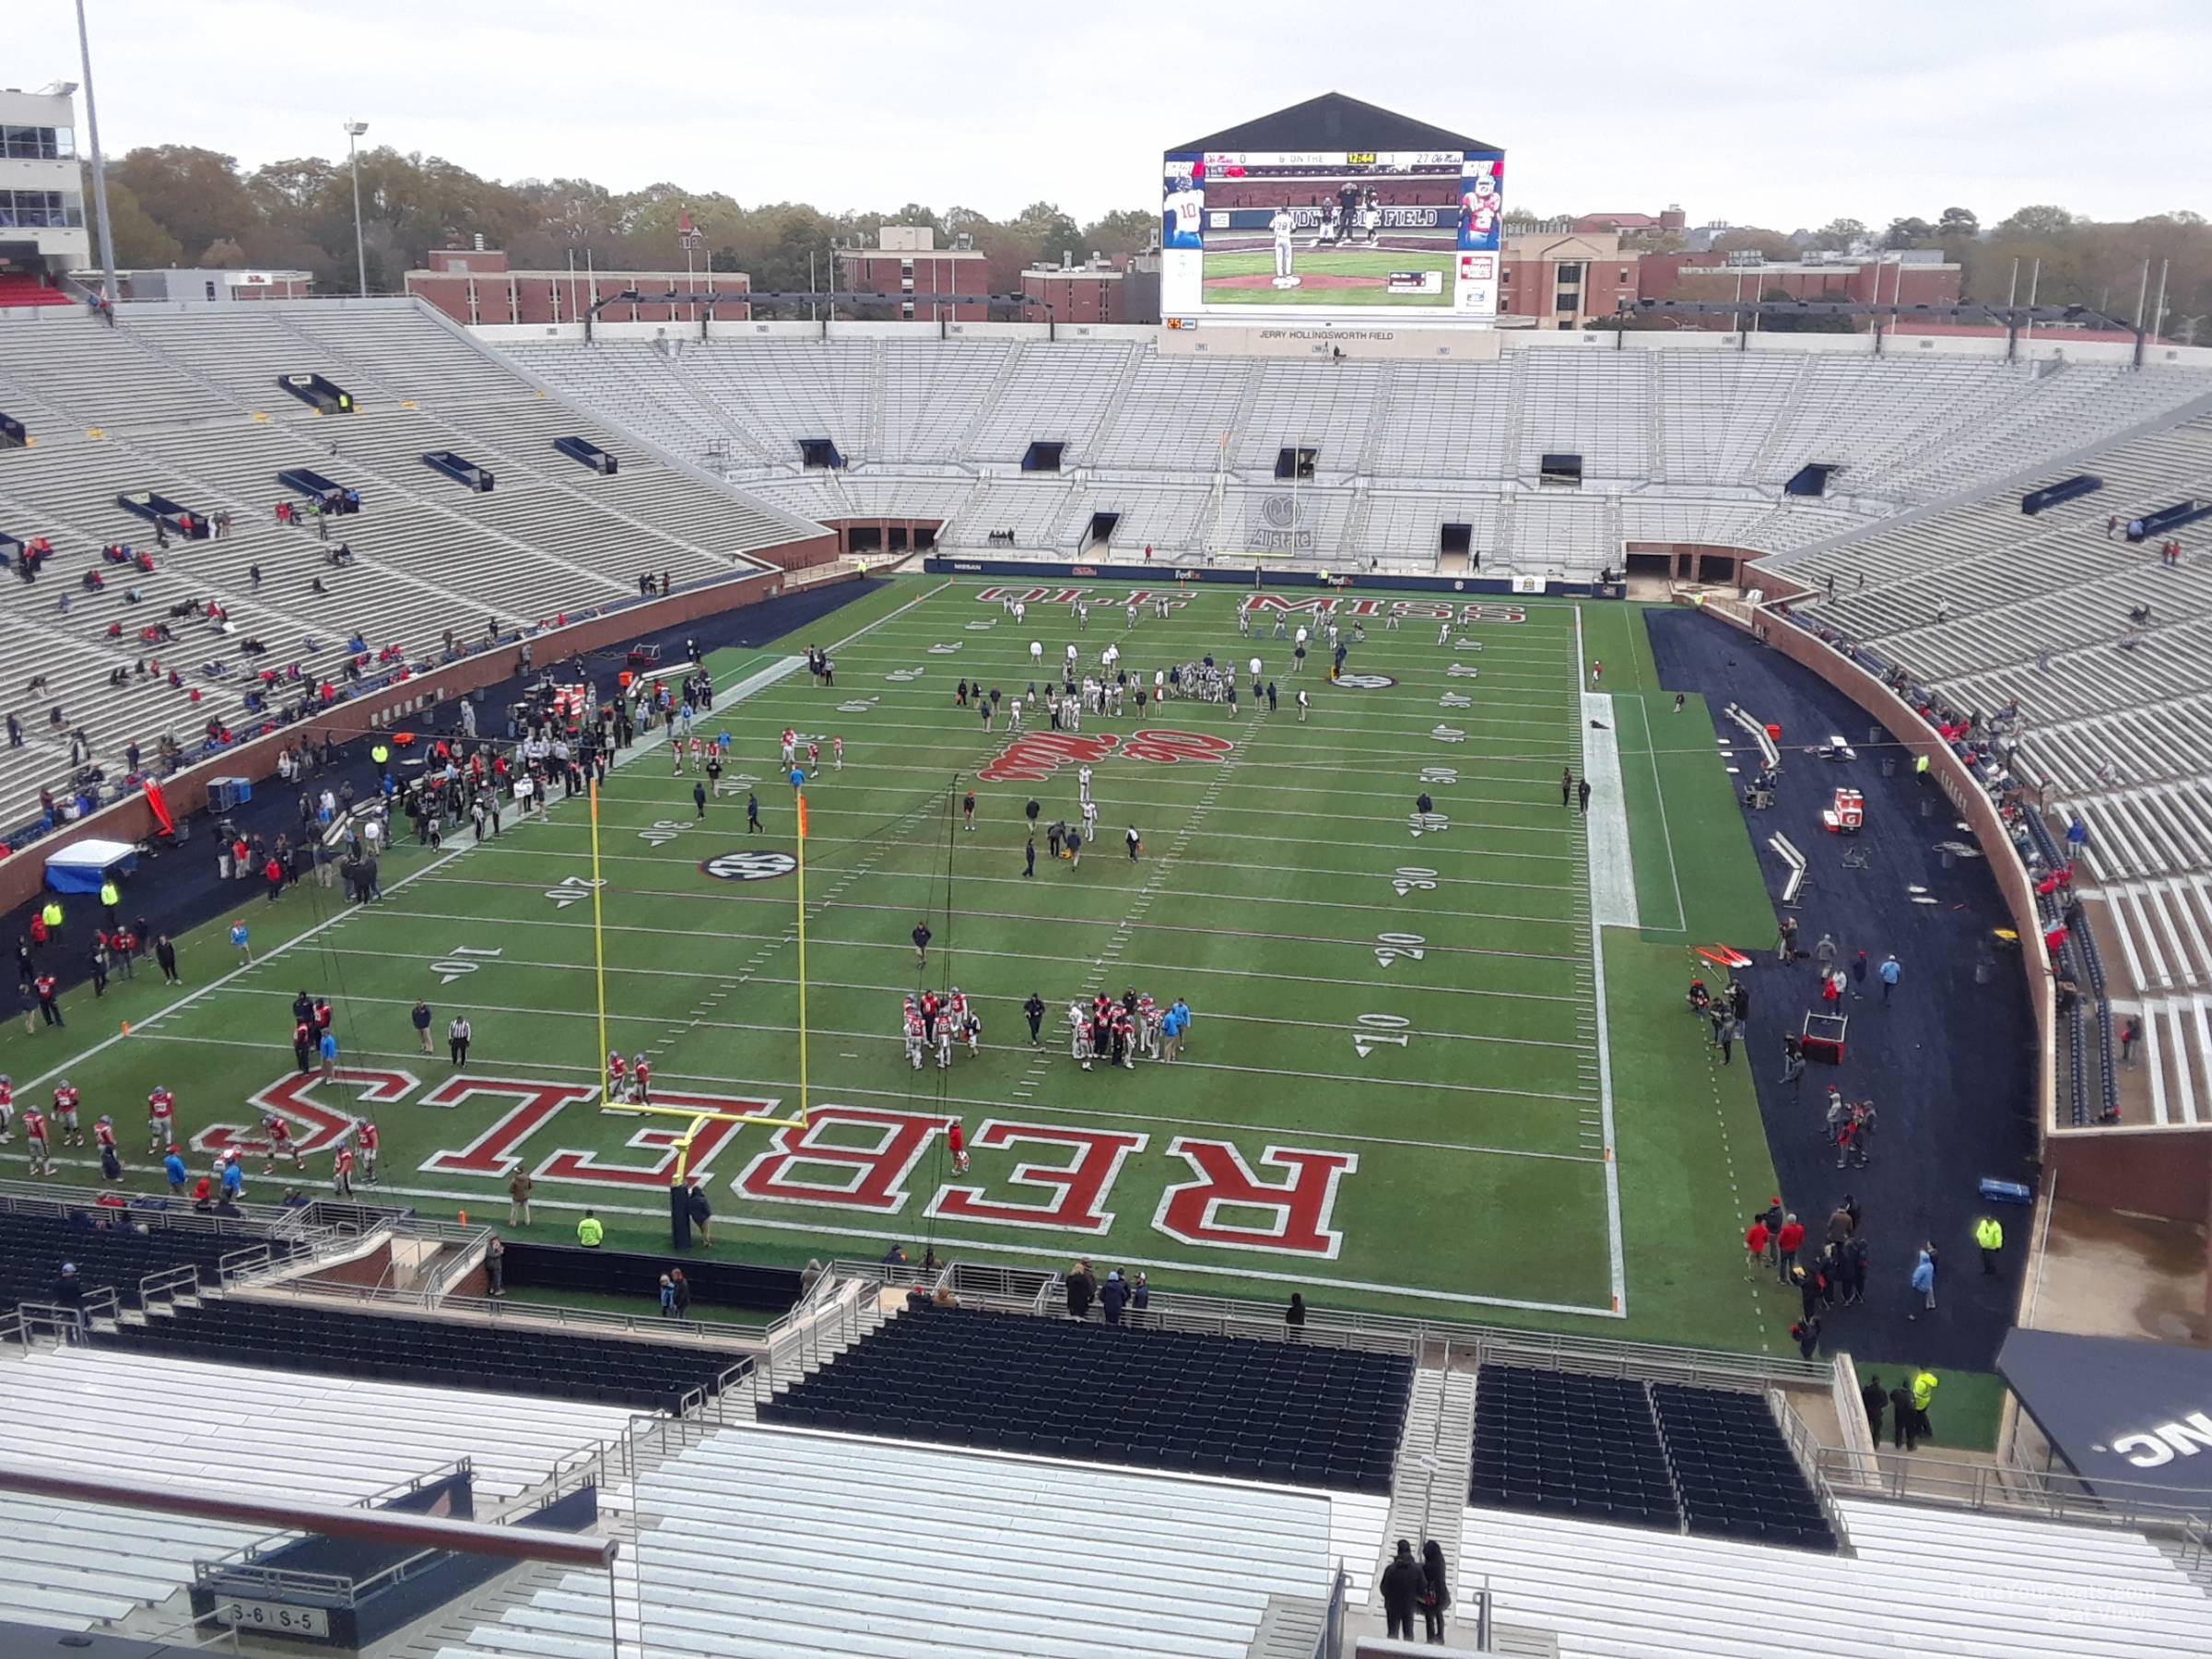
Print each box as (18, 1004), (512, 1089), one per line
(1768, 1386), (1854, 1555)
(0, 1180), (293, 1234)
(139, 1262), (206, 1308)
(1815, 1443), (2212, 1533)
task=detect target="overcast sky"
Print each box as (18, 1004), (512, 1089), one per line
(15, 0), (2207, 231)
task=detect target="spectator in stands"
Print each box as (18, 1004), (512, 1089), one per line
(1286, 1292), (1308, 1331)
(1419, 1539), (1452, 1642)
(1065, 1258), (1097, 1320)
(1861, 1373), (1885, 1441)
(1100, 1269), (1129, 1326)
(1380, 1541), (1424, 1641)
(577, 1210), (605, 1248)
(53, 1262), (86, 1332)
(2120, 1014), (2141, 1065)
(658, 1274), (676, 1315)
(485, 1235), (505, 1297)
(670, 1268), (691, 1318)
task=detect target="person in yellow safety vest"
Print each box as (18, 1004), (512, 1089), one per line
(1913, 754), (1930, 776)
(99, 877), (120, 925)
(1975, 1215), (2004, 1275)
(371, 742), (391, 776)
(576, 1210), (605, 1248)
(1911, 1370), (1939, 1445)
(41, 899), (63, 933)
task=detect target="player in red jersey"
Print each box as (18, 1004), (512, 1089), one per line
(332, 1142), (356, 1198)
(631, 1054), (653, 1105)
(355, 1118), (380, 1184)
(22, 1106), (50, 1176)
(52, 1080), (83, 1146)
(0, 1073), (13, 1142)
(93, 1115), (123, 1183)
(147, 1086), (176, 1155)
(606, 1051), (628, 1099)
(263, 1114), (303, 1174)
(947, 1115), (969, 1173)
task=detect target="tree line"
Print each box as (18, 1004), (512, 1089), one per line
(88, 144), (1157, 316)
(92, 143), (2211, 342)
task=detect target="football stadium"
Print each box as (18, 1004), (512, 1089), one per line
(0, 57), (2208, 1659)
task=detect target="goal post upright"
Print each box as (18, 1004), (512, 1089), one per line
(589, 777), (609, 1105)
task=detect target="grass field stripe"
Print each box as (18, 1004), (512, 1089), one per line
(128, 1005), (1596, 1106)
(1576, 605), (1630, 1318)
(1634, 695), (1689, 934)
(345, 902), (1593, 1008)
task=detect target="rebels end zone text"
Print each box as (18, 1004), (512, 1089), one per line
(197, 1068), (1356, 1260)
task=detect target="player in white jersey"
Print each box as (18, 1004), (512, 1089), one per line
(1164, 178), (1204, 245)
(903, 999), (924, 1070)
(1270, 206), (1297, 282)
(961, 1007), (982, 1056)
(1077, 765), (1093, 806)
(1069, 1000), (1091, 1067)
(1137, 994), (1159, 1058)
(935, 1021), (953, 1070)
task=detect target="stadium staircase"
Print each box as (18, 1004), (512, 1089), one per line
(1372, 1363), (1479, 1599)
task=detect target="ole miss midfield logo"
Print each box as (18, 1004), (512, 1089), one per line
(978, 729), (1232, 784)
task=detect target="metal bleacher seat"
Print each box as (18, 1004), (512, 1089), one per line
(756, 1305), (1410, 1495)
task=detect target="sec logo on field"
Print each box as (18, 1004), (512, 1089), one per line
(700, 851), (797, 881)
(1335, 673), (1398, 690)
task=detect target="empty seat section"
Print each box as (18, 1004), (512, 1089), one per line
(759, 1307), (1411, 1494)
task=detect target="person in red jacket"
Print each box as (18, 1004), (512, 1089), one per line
(1775, 1212), (1807, 1283)
(1743, 1218), (1771, 1278)
(947, 1115), (969, 1174)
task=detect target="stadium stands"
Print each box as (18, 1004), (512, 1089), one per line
(0, 1205), (294, 1315)
(501, 333), (2212, 577)
(1468, 1366), (1834, 1548)
(99, 1296), (747, 1412)
(0, 1345), (631, 1633)
(496, 1240), (802, 1313)
(443, 1421), (1362, 1659)
(1460, 1494), (2212, 1659)
(1768, 390), (2212, 1125)
(1471, 1363), (1681, 1530)
(756, 1304), (1412, 1493)
(1649, 1382), (1832, 1548)
(0, 300), (818, 837)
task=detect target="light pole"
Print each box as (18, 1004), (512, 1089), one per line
(343, 120), (370, 297)
(74, 0), (119, 306)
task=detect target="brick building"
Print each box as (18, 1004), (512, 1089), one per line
(835, 226), (990, 323)
(406, 249), (748, 326)
(1019, 253), (1162, 326)
(1498, 229), (1642, 329)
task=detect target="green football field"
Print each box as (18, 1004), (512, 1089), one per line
(0, 578), (1794, 1350)
(1202, 247), (1456, 307)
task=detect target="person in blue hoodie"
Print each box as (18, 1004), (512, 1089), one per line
(162, 1146), (189, 1195)
(1100, 1268), (1130, 1326)
(218, 1152), (245, 1202)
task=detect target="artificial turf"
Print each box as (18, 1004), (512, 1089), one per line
(0, 577), (1788, 1350)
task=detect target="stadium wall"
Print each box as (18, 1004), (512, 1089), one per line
(0, 559), (841, 916)
(923, 555), (1617, 597)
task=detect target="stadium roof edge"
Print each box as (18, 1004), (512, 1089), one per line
(1171, 91), (1496, 157)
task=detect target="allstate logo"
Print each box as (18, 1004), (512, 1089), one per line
(701, 851), (796, 881)
(1335, 673), (1397, 689)
(1260, 495), (1301, 530)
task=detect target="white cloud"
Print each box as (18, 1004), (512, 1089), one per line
(18, 0), (2208, 230)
